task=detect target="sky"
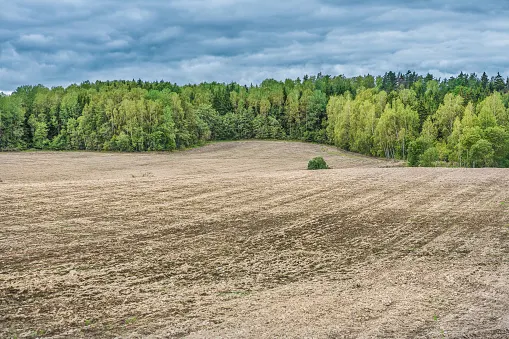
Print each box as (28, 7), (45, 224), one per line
(1, 0), (509, 94)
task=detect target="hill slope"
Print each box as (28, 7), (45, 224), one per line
(1, 141), (508, 338)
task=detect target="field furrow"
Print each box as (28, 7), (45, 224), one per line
(1, 141), (508, 338)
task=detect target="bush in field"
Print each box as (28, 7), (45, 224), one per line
(308, 157), (329, 170)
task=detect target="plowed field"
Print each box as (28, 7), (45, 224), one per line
(1, 141), (509, 338)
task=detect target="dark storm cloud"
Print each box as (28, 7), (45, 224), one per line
(1, 0), (509, 93)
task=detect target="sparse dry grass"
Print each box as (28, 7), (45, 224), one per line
(1, 141), (508, 338)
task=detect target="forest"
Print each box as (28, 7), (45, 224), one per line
(1, 71), (509, 167)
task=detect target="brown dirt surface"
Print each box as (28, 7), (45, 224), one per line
(1, 140), (508, 338)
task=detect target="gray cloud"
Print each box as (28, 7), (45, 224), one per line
(1, 0), (509, 93)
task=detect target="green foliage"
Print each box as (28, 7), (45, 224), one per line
(470, 139), (494, 167)
(0, 94), (25, 149)
(374, 97), (419, 159)
(0, 72), (508, 168)
(483, 126), (509, 166)
(125, 317), (137, 325)
(407, 139), (426, 166)
(419, 147), (440, 167)
(434, 93), (464, 138)
(308, 157), (329, 170)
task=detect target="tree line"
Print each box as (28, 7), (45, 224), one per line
(1, 71), (509, 167)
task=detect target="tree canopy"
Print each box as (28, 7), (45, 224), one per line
(1, 71), (509, 167)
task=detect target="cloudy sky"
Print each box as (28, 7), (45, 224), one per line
(1, 0), (509, 93)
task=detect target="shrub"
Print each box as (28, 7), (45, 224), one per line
(308, 157), (329, 170)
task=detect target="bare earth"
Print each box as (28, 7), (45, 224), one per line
(1, 141), (509, 338)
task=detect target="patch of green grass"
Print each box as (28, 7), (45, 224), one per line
(125, 317), (137, 325)
(84, 319), (93, 326)
(31, 329), (46, 337)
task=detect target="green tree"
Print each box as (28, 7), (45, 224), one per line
(493, 72), (506, 92)
(470, 139), (494, 167)
(483, 126), (509, 166)
(284, 88), (301, 138)
(419, 147), (439, 167)
(0, 95), (26, 149)
(477, 92), (508, 128)
(434, 93), (464, 139)
(375, 98), (419, 159)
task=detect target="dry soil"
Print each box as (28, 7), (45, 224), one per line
(1, 141), (508, 338)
